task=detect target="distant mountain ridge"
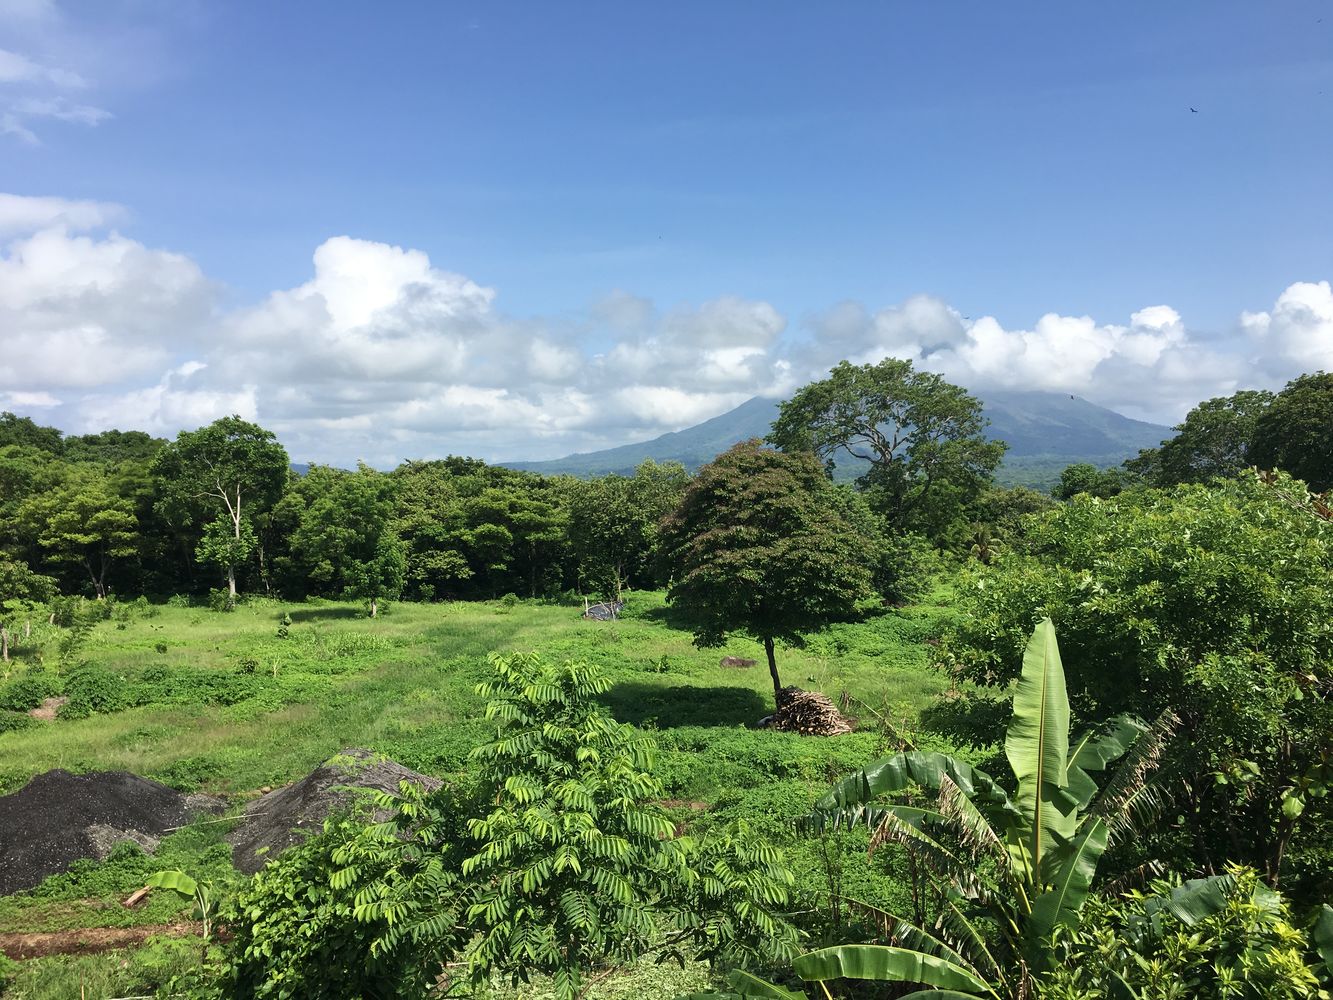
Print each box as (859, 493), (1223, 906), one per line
(506, 391), (1171, 489)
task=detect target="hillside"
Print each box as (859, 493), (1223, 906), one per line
(507, 391), (1171, 489)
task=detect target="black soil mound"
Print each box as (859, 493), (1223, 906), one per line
(0, 770), (193, 895)
(227, 748), (441, 875)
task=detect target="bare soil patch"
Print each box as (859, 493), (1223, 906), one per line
(27, 696), (67, 721)
(0, 921), (205, 960)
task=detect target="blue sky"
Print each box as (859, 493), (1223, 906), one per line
(2, 1), (1331, 464)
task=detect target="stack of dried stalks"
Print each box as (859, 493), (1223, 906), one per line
(769, 686), (854, 736)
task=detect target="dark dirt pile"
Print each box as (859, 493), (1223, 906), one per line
(0, 770), (197, 895)
(226, 748), (441, 875)
(768, 686), (854, 736)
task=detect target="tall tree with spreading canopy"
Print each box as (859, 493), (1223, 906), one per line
(768, 359), (1006, 541)
(1126, 388), (1274, 485)
(151, 416), (289, 600)
(659, 440), (876, 703)
(1248, 372), (1333, 492)
(287, 465), (406, 616)
(20, 474), (139, 599)
(564, 459), (689, 599)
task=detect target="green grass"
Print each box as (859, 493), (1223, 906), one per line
(0, 588), (961, 992)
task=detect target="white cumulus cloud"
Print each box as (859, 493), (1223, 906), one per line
(2, 192), (1329, 465)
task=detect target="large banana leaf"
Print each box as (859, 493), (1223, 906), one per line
(1142, 872), (1236, 926)
(792, 944), (993, 995)
(1061, 715), (1147, 811)
(800, 752), (1019, 834)
(898, 994), (991, 1000)
(1026, 817), (1108, 942)
(1314, 904), (1333, 975)
(1005, 618), (1075, 881)
(145, 869), (198, 898)
(725, 970), (808, 1000)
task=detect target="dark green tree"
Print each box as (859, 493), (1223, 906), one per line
(1248, 372), (1333, 491)
(564, 459), (689, 599)
(659, 440), (877, 703)
(1127, 388), (1274, 486)
(1051, 462), (1128, 500)
(151, 416), (290, 600)
(0, 411), (63, 454)
(20, 473), (139, 599)
(768, 359), (1006, 540)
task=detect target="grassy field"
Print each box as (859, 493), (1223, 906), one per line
(0, 588), (964, 997)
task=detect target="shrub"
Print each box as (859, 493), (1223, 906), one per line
(207, 589), (235, 613)
(1041, 866), (1331, 999)
(938, 473), (1333, 903)
(0, 670), (60, 711)
(0, 710), (34, 734)
(58, 664), (128, 719)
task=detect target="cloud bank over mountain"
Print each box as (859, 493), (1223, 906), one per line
(2, 192), (1329, 466)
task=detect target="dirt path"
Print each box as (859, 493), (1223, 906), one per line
(0, 921), (205, 959)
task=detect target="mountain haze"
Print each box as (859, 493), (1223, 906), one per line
(507, 391), (1171, 488)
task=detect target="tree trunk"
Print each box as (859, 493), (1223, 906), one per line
(764, 637), (782, 704)
(369, 597), (378, 618)
(1, 627), (8, 662)
(87, 556), (107, 600)
(230, 487), (242, 600)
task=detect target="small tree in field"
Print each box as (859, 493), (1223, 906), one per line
(659, 440), (877, 704)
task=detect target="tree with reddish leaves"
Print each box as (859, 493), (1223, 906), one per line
(659, 440), (876, 705)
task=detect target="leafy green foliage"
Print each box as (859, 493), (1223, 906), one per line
(1248, 371), (1333, 491)
(768, 358), (1006, 540)
(1042, 866), (1330, 999)
(1126, 388), (1273, 486)
(18, 471), (139, 599)
(660, 440), (877, 702)
(939, 472), (1333, 902)
(213, 650), (795, 1000)
(562, 459), (689, 599)
(1051, 462), (1128, 500)
(0, 669), (60, 710)
(791, 620), (1175, 997)
(463, 652), (794, 997)
(220, 817), (459, 999)
(151, 416), (289, 598)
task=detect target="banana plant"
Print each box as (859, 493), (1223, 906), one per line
(145, 868), (215, 943)
(782, 618), (1179, 998)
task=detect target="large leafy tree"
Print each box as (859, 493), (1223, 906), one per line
(285, 465), (405, 615)
(1126, 389), (1274, 486)
(768, 359), (1006, 540)
(1248, 371), (1333, 491)
(940, 471), (1333, 903)
(1051, 462), (1128, 500)
(151, 416), (289, 600)
(20, 474), (139, 599)
(564, 459), (689, 599)
(659, 440), (877, 703)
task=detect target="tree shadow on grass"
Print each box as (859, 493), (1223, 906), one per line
(285, 607), (365, 622)
(601, 681), (769, 729)
(631, 604), (697, 632)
